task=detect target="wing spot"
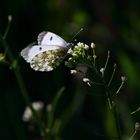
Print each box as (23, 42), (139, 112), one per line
(39, 47), (42, 51)
(50, 36), (53, 41)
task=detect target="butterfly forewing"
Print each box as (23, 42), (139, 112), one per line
(37, 31), (47, 45)
(38, 32), (68, 48)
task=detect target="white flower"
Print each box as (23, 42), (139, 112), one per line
(91, 42), (95, 48)
(70, 70), (77, 74)
(84, 44), (89, 50)
(93, 55), (97, 59)
(87, 82), (91, 87)
(72, 53), (78, 57)
(77, 42), (84, 47)
(100, 68), (104, 73)
(74, 45), (80, 49)
(8, 15), (12, 22)
(83, 78), (90, 83)
(46, 66), (53, 71)
(83, 78), (92, 87)
(67, 48), (73, 54)
(68, 57), (72, 61)
(22, 101), (44, 122)
(121, 76), (126, 82)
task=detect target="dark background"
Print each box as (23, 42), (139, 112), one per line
(0, 0), (140, 140)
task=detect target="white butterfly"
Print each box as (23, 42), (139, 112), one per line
(21, 31), (69, 72)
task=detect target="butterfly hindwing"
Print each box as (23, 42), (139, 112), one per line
(20, 42), (36, 63)
(30, 47), (66, 71)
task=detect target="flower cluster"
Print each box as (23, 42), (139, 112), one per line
(22, 101), (44, 122)
(65, 42), (95, 68)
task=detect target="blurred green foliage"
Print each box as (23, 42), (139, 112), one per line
(0, 0), (140, 140)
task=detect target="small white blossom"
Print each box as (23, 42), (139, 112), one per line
(121, 76), (126, 82)
(83, 78), (90, 83)
(91, 42), (95, 48)
(93, 55), (97, 59)
(74, 45), (80, 49)
(84, 44), (89, 50)
(70, 70), (77, 74)
(87, 82), (91, 87)
(22, 101), (44, 122)
(72, 53), (78, 57)
(83, 78), (92, 87)
(77, 42), (84, 47)
(8, 15), (12, 22)
(68, 57), (72, 61)
(100, 68), (105, 77)
(46, 66), (53, 71)
(100, 68), (104, 73)
(67, 48), (73, 54)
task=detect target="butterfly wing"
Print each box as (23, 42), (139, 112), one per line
(21, 44), (63, 62)
(21, 44), (66, 72)
(37, 31), (68, 48)
(37, 31), (47, 45)
(29, 45), (66, 72)
(20, 42), (36, 62)
(21, 31), (68, 72)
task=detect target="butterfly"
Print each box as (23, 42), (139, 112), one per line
(20, 31), (69, 72)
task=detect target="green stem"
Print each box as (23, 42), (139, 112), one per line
(116, 81), (124, 95)
(129, 131), (136, 140)
(102, 80), (122, 140)
(93, 49), (96, 67)
(89, 64), (122, 140)
(3, 16), (12, 40)
(0, 34), (47, 140)
(103, 50), (110, 77)
(47, 87), (65, 133)
(108, 64), (117, 87)
(131, 107), (140, 115)
(3, 15), (12, 57)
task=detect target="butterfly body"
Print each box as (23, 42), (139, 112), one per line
(21, 31), (68, 71)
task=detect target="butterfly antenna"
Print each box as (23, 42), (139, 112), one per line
(72, 28), (83, 41)
(67, 28), (83, 47)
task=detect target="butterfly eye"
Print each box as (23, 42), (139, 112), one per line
(50, 36), (53, 41)
(39, 47), (42, 51)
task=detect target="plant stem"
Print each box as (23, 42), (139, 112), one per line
(116, 81), (125, 95)
(47, 87), (65, 139)
(130, 131), (136, 140)
(108, 64), (117, 87)
(131, 107), (140, 115)
(0, 34), (47, 140)
(103, 50), (110, 78)
(91, 65), (122, 140)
